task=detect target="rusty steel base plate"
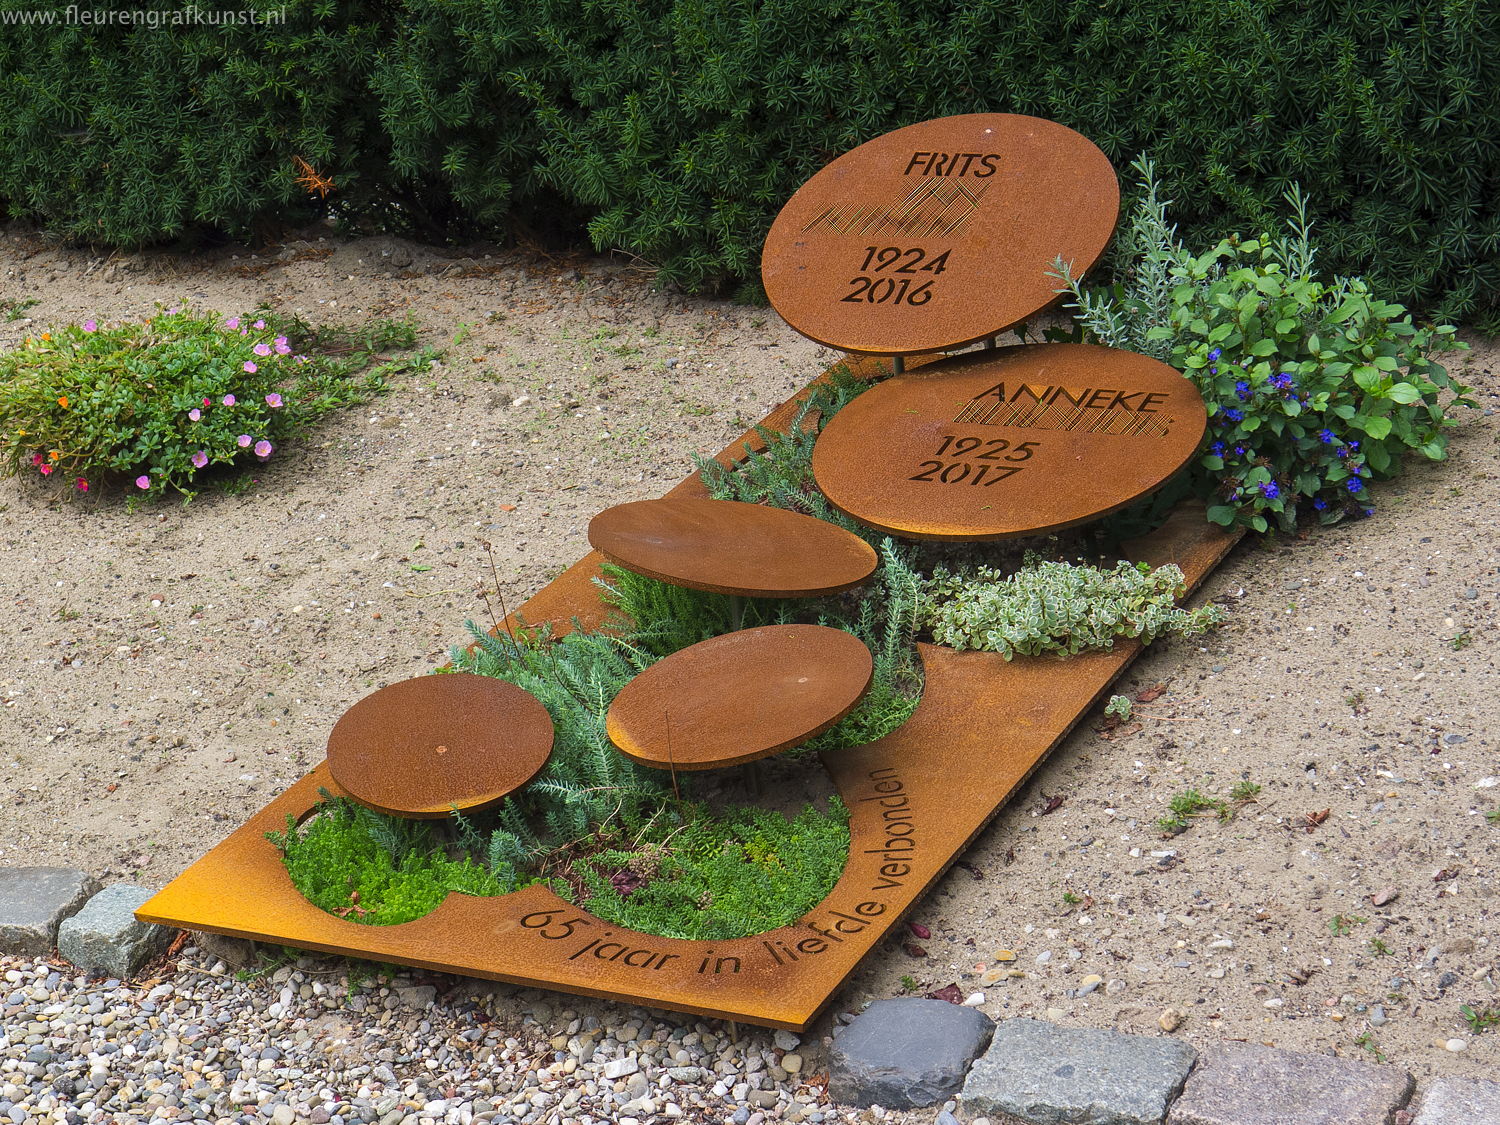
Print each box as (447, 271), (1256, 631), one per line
(138, 359), (1239, 1032)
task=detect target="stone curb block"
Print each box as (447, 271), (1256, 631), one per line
(829, 997), (995, 1109)
(58, 884), (174, 978)
(0, 867), (99, 956)
(1411, 1076), (1500, 1124)
(1167, 1042), (1413, 1125)
(961, 1017), (1196, 1125)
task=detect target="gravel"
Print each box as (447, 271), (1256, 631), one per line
(0, 946), (894, 1125)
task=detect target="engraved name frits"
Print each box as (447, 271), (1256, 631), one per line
(802, 180), (988, 239)
(901, 152), (1001, 177)
(953, 381), (1176, 437)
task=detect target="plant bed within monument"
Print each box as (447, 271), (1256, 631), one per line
(138, 115), (1242, 1030)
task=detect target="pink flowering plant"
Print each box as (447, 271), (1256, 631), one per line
(0, 306), (430, 499)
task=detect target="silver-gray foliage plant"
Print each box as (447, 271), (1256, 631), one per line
(918, 554), (1226, 659)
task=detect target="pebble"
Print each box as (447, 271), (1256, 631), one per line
(1445, 1038), (1468, 1052)
(1158, 1007), (1184, 1032)
(0, 947), (858, 1125)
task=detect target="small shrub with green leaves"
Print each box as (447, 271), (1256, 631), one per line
(1058, 161), (1473, 532)
(1461, 1003), (1500, 1034)
(0, 307), (431, 499)
(919, 555), (1225, 659)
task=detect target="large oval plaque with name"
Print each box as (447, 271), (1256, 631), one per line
(762, 114), (1118, 356)
(812, 343), (1206, 540)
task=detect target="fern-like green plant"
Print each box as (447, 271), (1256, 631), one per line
(455, 624), (672, 852)
(694, 364), (874, 538)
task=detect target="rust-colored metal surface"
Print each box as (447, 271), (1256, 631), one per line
(606, 625), (873, 771)
(762, 114), (1119, 356)
(137, 485), (1240, 1030)
(588, 498), (877, 598)
(812, 343), (1207, 541)
(494, 353), (904, 641)
(326, 673), (553, 819)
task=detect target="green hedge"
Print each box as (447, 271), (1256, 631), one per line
(2, 1), (1496, 317)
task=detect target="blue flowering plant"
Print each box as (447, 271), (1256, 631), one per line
(1054, 161), (1474, 532)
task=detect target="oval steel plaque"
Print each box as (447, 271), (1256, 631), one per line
(607, 625), (873, 771)
(811, 343), (1206, 540)
(588, 498), (877, 598)
(762, 113), (1119, 355)
(327, 673), (554, 818)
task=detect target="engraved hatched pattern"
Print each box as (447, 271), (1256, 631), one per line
(801, 181), (988, 238)
(954, 389), (1174, 437)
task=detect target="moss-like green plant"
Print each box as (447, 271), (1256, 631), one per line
(571, 799), (850, 940)
(267, 797), (510, 926)
(919, 555), (1225, 658)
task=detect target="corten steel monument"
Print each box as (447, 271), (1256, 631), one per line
(139, 114), (1237, 1031)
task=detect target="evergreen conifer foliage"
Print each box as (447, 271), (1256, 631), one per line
(1, 1), (1496, 315)
(0, 1), (389, 244)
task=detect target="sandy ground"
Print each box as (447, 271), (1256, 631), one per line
(0, 228), (1497, 1087)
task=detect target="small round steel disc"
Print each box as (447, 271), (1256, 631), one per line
(762, 113), (1119, 355)
(811, 343), (1206, 540)
(607, 625), (873, 771)
(588, 498), (877, 598)
(327, 673), (554, 818)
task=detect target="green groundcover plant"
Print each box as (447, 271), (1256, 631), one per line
(268, 797), (512, 927)
(920, 555), (1226, 659)
(574, 799), (851, 941)
(1055, 161), (1474, 532)
(0, 307), (435, 499)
